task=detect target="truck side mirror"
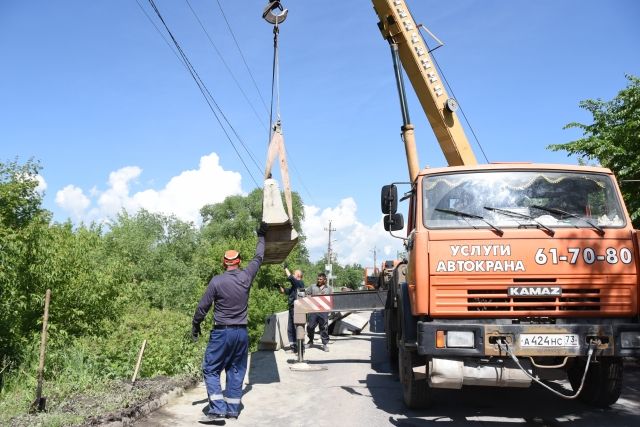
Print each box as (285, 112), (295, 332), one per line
(381, 185), (398, 214)
(384, 213), (404, 231)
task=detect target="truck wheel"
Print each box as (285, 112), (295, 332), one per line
(384, 308), (398, 370)
(398, 345), (431, 408)
(567, 356), (623, 407)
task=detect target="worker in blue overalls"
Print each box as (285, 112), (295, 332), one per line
(280, 265), (305, 352)
(191, 222), (267, 422)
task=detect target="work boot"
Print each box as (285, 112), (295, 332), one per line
(198, 413), (225, 424)
(323, 344), (329, 352)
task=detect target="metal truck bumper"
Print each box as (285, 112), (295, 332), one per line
(416, 321), (640, 357)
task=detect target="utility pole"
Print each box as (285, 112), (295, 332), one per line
(371, 246), (378, 274)
(325, 220), (336, 287)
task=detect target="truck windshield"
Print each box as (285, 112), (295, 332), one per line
(423, 170), (625, 230)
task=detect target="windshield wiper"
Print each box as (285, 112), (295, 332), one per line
(530, 205), (605, 236)
(435, 208), (504, 236)
(483, 206), (555, 236)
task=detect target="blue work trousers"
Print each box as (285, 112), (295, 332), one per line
(202, 327), (248, 417)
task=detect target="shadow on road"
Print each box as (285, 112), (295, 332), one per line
(246, 350), (280, 387)
(366, 311), (640, 426)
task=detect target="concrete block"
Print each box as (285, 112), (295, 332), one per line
(330, 312), (369, 336)
(258, 310), (290, 350)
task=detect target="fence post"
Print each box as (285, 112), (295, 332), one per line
(31, 289), (51, 412)
(131, 339), (147, 384)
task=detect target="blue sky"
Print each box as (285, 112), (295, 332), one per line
(1, 0), (639, 267)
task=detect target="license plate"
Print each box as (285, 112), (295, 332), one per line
(520, 334), (579, 347)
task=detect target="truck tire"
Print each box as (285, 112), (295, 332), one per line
(398, 345), (431, 409)
(567, 356), (623, 407)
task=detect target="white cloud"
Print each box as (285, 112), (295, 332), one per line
(302, 197), (404, 267)
(35, 175), (47, 194)
(54, 152), (400, 267)
(55, 185), (90, 220)
(55, 153), (243, 224)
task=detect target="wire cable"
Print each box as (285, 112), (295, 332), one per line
(268, 22), (281, 137)
(184, 0), (268, 131)
(146, 0), (261, 188)
(215, 0), (271, 115)
(419, 26), (490, 164)
(498, 339), (596, 400)
(134, 0), (185, 66)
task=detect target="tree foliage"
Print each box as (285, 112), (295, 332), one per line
(1, 159), (51, 362)
(548, 75), (640, 226)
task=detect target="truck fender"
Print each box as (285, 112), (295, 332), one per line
(399, 282), (418, 345)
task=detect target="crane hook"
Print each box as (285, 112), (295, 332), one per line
(262, 1), (288, 25)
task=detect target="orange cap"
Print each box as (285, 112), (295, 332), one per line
(223, 250), (241, 266)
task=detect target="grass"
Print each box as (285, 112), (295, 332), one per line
(1, 373), (197, 427)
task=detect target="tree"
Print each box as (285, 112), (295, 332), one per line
(548, 75), (640, 226)
(0, 158), (48, 229)
(336, 264), (364, 290)
(0, 159), (51, 364)
(104, 210), (201, 313)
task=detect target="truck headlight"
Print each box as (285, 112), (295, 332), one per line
(620, 331), (640, 349)
(446, 331), (475, 348)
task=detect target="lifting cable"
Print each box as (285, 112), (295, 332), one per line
(263, 1), (293, 219)
(259, 1), (298, 264)
(217, 0), (315, 205)
(267, 7), (284, 144)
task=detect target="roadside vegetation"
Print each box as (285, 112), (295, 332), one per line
(0, 159), (363, 426)
(549, 74), (640, 227)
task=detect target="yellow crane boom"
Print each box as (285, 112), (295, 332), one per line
(372, 0), (477, 170)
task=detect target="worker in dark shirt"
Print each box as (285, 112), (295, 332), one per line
(191, 222), (267, 422)
(305, 272), (332, 352)
(279, 265), (305, 352)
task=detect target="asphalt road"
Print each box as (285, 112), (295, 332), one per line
(135, 311), (639, 427)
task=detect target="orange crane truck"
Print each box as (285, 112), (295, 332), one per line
(375, 0), (640, 409)
(288, 0), (640, 409)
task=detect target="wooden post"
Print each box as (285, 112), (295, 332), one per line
(32, 289), (51, 412)
(131, 339), (147, 384)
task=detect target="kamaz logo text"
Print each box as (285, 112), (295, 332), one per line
(508, 286), (562, 297)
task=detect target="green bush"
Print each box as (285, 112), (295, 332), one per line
(247, 287), (288, 352)
(94, 307), (205, 379)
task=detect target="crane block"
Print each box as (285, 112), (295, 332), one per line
(262, 178), (298, 264)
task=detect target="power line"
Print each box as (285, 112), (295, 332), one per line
(143, 0), (316, 204)
(215, 0), (271, 115)
(286, 153), (315, 205)
(145, 0), (261, 188)
(134, 0), (184, 66)
(184, 0), (268, 131)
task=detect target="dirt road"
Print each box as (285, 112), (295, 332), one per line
(135, 311), (639, 426)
